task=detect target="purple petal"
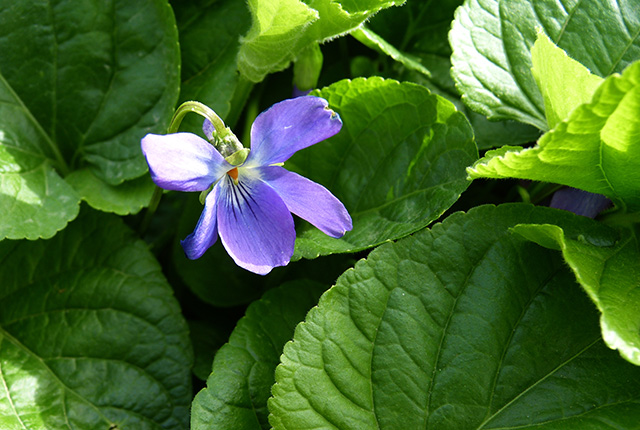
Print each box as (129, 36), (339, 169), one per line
(217, 175), (296, 275)
(141, 132), (231, 191)
(550, 187), (611, 218)
(246, 96), (342, 167)
(181, 186), (220, 259)
(259, 166), (352, 237)
(203, 119), (215, 141)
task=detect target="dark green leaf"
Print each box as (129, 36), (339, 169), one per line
(0, 208), (192, 430)
(174, 0), (253, 130)
(0, 0), (180, 237)
(192, 280), (327, 430)
(269, 204), (640, 429)
(513, 222), (640, 365)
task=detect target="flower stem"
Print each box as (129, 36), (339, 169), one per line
(140, 187), (163, 236)
(169, 101), (227, 135)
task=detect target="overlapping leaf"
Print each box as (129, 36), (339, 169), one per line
(269, 204), (640, 429)
(0, 0), (180, 239)
(514, 222), (640, 365)
(361, 0), (540, 149)
(0, 209), (192, 430)
(238, 0), (404, 82)
(450, 0), (640, 129)
(469, 61), (640, 212)
(288, 77), (477, 259)
(191, 280), (327, 430)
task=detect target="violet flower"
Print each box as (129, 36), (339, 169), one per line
(141, 96), (352, 275)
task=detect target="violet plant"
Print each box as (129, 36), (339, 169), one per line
(142, 96), (351, 274)
(2, 1), (640, 430)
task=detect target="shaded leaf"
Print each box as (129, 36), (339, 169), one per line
(513, 222), (640, 365)
(174, 0), (253, 130)
(364, 0), (540, 149)
(192, 280), (327, 430)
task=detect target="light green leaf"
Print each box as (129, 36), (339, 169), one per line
(192, 280), (327, 430)
(0, 75), (80, 240)
(513, 222), (640, 365)
(531, 30), (604, 129)
(238, 0), (404, 82)
(0, 208), (192, 430)
(269, 204), (640, 429)
(0, 0), (180, 236)
(450, 0), (640, 129)
(289, 78), (477, 259)
(469, 61), (640, 212)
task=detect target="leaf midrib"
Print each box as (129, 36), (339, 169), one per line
(0, 73), (69, 176)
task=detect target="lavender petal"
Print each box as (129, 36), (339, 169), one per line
(217, 175), (295, 275)
(181, 186), (221, 259)
(246, 96), (342, 167)
(141, 132), (231, 191)
(260, 166), (352, 238)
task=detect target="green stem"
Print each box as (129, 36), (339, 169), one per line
(169, 101), (227, 136)
(139, 187), (163, 236)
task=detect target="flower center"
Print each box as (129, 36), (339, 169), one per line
(227, 167), (239, 181)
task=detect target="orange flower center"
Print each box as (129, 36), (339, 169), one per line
(227, 167), (239, 181)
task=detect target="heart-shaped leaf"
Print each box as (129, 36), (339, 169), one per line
(0, 208), (192, 429)
(269, 204), (640, 428)
(0, 0), (180, 239)
(289, 77), (477, 259)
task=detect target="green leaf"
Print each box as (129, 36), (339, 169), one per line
(289, 78), (477, 259)
(363, 0), (540, 149)
(0, 0), (180, 236)
(450, 0), (640, 129)
(238, 0), (404, 82)
(469, 61), (640, 212)
(192, 280), (327, 430)
(0, 208), (192, 430)
(174, 0), (253, 129)
(531, 30), (604, 129)
(65, 168), (156, 216)
(513, 222), (640, 365)
(269, 204), (640, 429)
(0, 73), (81, 239)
